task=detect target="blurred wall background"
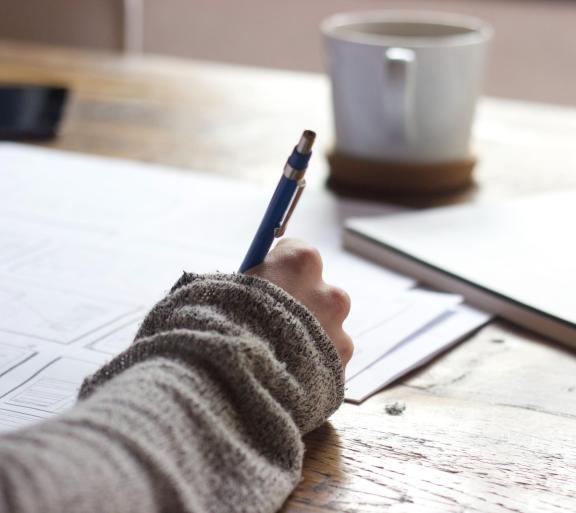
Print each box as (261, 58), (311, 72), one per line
(0, 0), (575, 105)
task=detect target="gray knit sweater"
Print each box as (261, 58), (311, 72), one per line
(0, 273), (344, 513)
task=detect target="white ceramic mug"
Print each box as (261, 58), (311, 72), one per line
(322, 11), (493, 164)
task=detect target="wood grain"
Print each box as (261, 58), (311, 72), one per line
(1, 40), (575, 513)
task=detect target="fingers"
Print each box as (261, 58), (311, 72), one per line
(321, 284), (351, 323)
(313, 284), (353, 366)
(334, 331), (354, 366)
(247, 238), (354, 367)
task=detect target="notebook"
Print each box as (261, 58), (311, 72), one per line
(344, 191), (576, 348)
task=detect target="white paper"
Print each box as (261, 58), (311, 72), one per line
(0, 341), (36, 376)
(1, 357), (102, 418)
(0, 276), (141, 345)
(88, 319), (143, 355)
(345, 305), (491, 402)
(0, 345), (107, 431)
(345, 289), (462, 380)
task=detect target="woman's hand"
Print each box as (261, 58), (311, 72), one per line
(246, 238), (354, 367)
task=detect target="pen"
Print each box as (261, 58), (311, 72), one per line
(239, 130), (316, 272)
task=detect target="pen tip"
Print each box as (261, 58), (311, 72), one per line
(297, 130), (316, 154)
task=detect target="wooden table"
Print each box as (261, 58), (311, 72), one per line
(2, 41), (575, 512)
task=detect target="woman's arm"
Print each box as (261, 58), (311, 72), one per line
(0, 239), (352, 513)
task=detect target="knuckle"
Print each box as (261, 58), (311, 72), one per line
(285, 244), (322, 274)
(296, 245), (322, 267)
(325, 286), (351, 318)
(339, 336), (354, 364)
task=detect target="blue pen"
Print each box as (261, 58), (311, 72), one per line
(239, 130), (316, 272)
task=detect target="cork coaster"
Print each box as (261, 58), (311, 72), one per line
(327, 150), (477, 197)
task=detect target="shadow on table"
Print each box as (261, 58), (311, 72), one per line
(280, 422), (345, 512)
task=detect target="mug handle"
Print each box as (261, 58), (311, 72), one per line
(383, 47), (416, 141)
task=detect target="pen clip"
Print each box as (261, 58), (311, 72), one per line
(274, 179), (306, 237)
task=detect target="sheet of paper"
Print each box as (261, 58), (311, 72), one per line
(0, 143), (489, 429)
(345, 290), (463, 380)
(0, 276), (141, 345)
(345, 305), (491, 402)
(2, 358), (101, 414)
(0, 341), (36, 376)
(0, 342), (108, 432)
(88, 318), (143, 355)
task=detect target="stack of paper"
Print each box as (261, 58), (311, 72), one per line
(0, 144), (490, 432)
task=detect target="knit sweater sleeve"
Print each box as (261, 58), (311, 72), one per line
(0, 273), (344, 513)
